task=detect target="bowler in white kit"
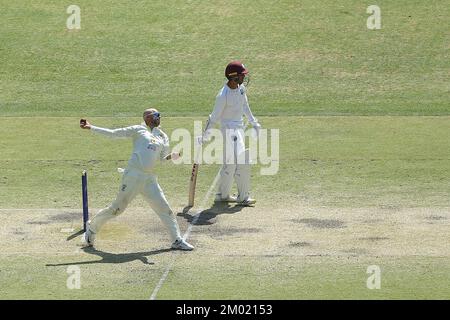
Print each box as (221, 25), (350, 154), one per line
(79, 108), (194, 250)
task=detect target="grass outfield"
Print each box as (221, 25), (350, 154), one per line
(0, 116), (448, 209)
(0, 116), (449, 299)
(0, 0), (449, 116)
(0, 0), (449, 300)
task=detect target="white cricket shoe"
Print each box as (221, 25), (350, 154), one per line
(171, 239), (194, 251)
(236, 197), (256, 206)
(214, 194), (237, 203)
(82, 221), (96, 247)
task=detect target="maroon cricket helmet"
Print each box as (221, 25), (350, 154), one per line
(225, 60), (249, 79)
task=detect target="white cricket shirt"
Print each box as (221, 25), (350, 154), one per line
(208, 84), (258, 129)
(90, 125), (170, 173)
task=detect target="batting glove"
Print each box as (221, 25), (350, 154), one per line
(250, 122), (261, 140)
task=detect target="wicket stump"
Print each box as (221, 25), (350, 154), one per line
(81, 170), (89, 232)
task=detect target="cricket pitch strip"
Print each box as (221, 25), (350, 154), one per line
(0, 204), (448, 299)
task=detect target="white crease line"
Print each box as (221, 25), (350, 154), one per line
(149, 170), (221, 300)
(149, 258), (175, 300)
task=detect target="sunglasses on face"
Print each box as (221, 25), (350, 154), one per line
(148, 112), (160, 119)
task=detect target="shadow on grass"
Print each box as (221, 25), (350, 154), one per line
(178, 202), (244, 225)
(66, 229), (84, 241)
(45, 247), (172, 267)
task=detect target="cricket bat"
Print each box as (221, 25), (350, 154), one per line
(188, 139), (203, 207)
(188, 162), (199, 207)
(188, 117), (210, 207)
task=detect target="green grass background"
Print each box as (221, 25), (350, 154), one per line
(0, 0), (449, 116)
(0, 116), (449, 209)
(0, 0), (449, 300)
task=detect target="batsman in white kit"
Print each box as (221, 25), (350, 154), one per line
(79, 108), (194, 250)
(200, 61), (261, 206)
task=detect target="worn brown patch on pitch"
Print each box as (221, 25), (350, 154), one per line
(27, 220), (51, 225)
(342, 248), (369, 256)
(192, 226), (260, 239)
(47, 211), (79, 222)
(425, 215), (447, 221)
(292, 218), (346, 229)
(357, 237), (389, 242)
(289, 241), (312, 247)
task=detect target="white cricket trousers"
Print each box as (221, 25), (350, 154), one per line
(89, 168), (181, 242)
(218, 127), (251, 201)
